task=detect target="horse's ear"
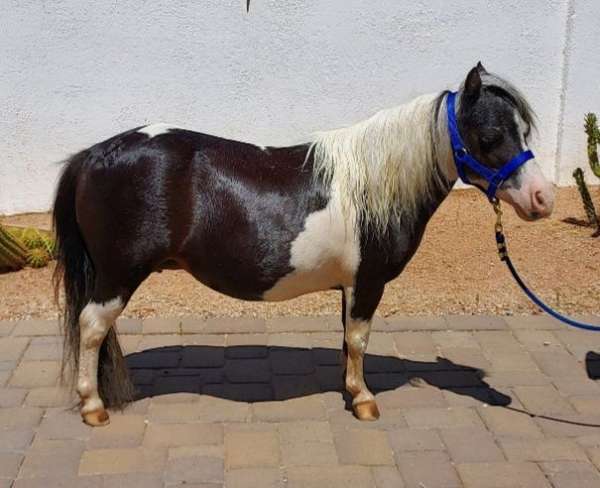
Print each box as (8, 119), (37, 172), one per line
(464, 66), (482, 101)
(476, 61), (487, 74)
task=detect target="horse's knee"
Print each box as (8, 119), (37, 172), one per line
(79, 298), (123, 347)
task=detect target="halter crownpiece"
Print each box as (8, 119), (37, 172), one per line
(446, 91), (534, 201)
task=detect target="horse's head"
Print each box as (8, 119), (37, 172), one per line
(455, 63), (555, 220)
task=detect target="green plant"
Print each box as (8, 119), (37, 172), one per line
(0, 224), (56, 271)
(572, 113), (600, 236)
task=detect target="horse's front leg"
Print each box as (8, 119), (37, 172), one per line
(343, 285), (384, 421)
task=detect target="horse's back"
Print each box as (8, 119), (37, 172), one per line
(71, 124), (334, 300)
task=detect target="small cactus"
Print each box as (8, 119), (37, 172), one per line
(26, 247), (52, 268)
(572, 113), (600, 236)
(0, 224), (56, 271)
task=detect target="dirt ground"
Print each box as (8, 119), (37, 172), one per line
(1, 187), (599, 321)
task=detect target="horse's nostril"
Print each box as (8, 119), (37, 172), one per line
(534, 190), (546, 208)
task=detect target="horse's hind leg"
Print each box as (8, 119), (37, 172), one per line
(77, 292), (125, 426)
(343, 285), (384, 421)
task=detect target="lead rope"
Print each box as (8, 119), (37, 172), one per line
(492, 200), (600, 331)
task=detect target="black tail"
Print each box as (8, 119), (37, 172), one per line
(53, 150), (133, 408)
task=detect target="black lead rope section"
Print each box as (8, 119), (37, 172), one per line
(493, 202), (600, 332)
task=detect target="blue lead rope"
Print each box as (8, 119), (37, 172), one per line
(494, 202), (600, 332)
(446, 90), (600, 331)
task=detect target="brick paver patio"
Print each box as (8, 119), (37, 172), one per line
(2, 314), (600, 487)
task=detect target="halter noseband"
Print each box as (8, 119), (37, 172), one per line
(446, 91), (534, 202)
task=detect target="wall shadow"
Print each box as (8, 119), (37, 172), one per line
(125, 345), (511, 407)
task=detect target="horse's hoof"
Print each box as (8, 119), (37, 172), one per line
(82, 409), (110, 427)
(353, 400), (380, 421)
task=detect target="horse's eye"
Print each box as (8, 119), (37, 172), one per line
(479, 129), (503, 149)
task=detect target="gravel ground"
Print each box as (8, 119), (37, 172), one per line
(1, 187), (599, 321)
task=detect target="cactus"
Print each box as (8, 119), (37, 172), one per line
(0, 224), (28, 271)
(0, 224), (56, 271)
(585, 113), (600, 178)
(572, 113), (600, 236)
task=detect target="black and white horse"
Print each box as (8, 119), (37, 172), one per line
(53, 63), (554, 426)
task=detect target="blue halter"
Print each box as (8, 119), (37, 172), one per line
(446, 91), (534, 201)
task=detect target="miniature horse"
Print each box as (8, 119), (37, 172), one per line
(53, 63), (554, 426)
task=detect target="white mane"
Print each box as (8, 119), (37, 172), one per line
(309, 93), (452, 233)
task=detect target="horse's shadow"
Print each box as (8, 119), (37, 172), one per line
(125, 345), (512, 407)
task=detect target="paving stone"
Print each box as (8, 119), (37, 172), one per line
(0, 428), (34, 452)
(384, 315), (448, 331)
(116, 317), (143, 334)
(554, 329), (600, 360)
(286, 465), (374, 488)
(0, 451), (23, 479)
(535, 413), (600, 437)
(440, 427), (504, 462)
(499, 438), (587, 462)
(474, 331), (522, 351)
(513, 385), (575, 415)
(138, 335), (183, 350)
(10, 361), (60, 388)
(568, 395), (600, 415)
(119, 335), (142, 354)
(0, 321), (16, 337)
(371, 466), (405, 488)
(143, 422), (222, 448)
(457, 461), (550, 487)
(267, 333), (311, 348)
(395, 451), (461, 487)
(204, 317), (265, 334)
(484, 350), (540, 372)
(203, 383), (273, 402)
(0, 407), (43, 430)
(0, 337), (29, 361)
(165, 455), (223, 484)
(375, 385), (446, 409)
(333, 428), (393, 465)
(12, 476), (102, 488)
(448, 315), (508, 331)
(532, 351), (583, 378)
(87, 415), (147, 448)
(479, 406), (543, 438)
(553, 375), (600, 396)
(270, 350), (315, 375)
(195, 397), (250, 422)
(540, 461), (600, 488)
(25, 386), (74, 407)
(181, 348), (223, 368)
(266, 316), (338, 333)
(442, 387), (513, 408)
(437, 347), (492, 371)
(142, 317), (180, 334)
(432, 331), (479, 349)
(486, 370), (551, 387)
(272, 374), (320, 400)
(364, 373), (408, 392)
(78, 448), (166, 475)
(36, 408), (91, 441)
(224, 359), (270, 383)
(0, 362), (16, 372)
(393, 332), (436, 355)
(513, 329), (563, 351)
(281, 439), (338, 466)
(224, 430), (279, 468)
(387, 427), (445, 452)
(225, 467), (282, 488)
(225, 334), (268, 358)
(504, 314), (561, 330)
(0, 387), (27, 407)
(180, 317), (207, 334)
(403, 406), (484, 429)
(252, 396), (326, 422)
(22, 338), (63, 361)
(279, 421), (333, 444)
(12, 320), (59, 337)
(102, 472), (163, 488)
(20, 439), (84, 478)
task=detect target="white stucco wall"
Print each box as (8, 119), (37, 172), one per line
(0, 0), (597, 215)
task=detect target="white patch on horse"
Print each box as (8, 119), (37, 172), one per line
(514, 111), (530, 150)
(263, 191), (360, 301)
(77, 297), (124, 414)
(138, 123), (180, 138)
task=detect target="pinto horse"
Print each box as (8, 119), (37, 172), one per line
(54, 63), (555, 426)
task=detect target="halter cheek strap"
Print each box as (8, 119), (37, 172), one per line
(446, 91), (534, 201)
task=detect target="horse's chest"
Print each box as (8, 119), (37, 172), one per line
(262, 200), (360, 301)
